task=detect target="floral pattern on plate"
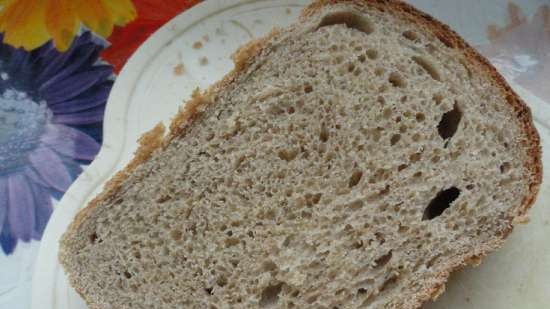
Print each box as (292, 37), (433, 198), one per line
(0, 32), (112, 254)
(0, 0), (136, 51)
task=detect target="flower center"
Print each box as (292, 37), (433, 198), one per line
(0, 87), (50, 174)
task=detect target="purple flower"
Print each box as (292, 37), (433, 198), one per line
(0, 32), (113, 254)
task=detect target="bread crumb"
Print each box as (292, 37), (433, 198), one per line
(465, 297), (471, 303)
(173, 63), (185, 76)
(193, 41), (203, 49)
(286, 8), (292, 15)
(512, 215), (530, 224)
(202, 34), (210, 42)
(199, 57), (209, 66)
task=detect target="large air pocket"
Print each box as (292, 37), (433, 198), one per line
(317, 10), (374, 34)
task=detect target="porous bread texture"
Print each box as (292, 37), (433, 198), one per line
(60, 1), (542, 309)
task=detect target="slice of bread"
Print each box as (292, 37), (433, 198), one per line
(59, 1), (542, 308)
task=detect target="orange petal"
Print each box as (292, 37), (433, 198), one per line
(0, 0), (14, 6)
(0, 0), (49, 50)
(75, 0), (113, 38)
(102, 0), (136, 27)
(45, 0), (78, 51)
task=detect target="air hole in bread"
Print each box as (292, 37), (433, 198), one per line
(409, 153), (421, 163)
(156, 195), (171, 203)
(433, 93), (443, 105)
(287, 106), (295, 114)
(374, 67), (385, 76)
(383, 107), (392, 119)
(426, 255), (440, 268)
(89, 232), (98, 244)
(224, 237), (240, 248)
(390, 134), (401, 146)
(397, 164), (408, 171)
(230, 259), (239, 268)
(438, 102), (462, 140)
(380, 274), (399, 292)
(306, 294), (320, 304)
(259, 283), (283, 307)
(216, 276), (228, 287)
(402, 30), (418, 41)
(123, 271), (132, 279)
(379, 185), (391, 196)
(423, 187), (461, 220)
(372, 128), (382, 142)
(262, 260), (278, 272)
(366, 49), (379, 60)
(278, 149), (299, 161)
(415, 113), (425, 122)
(374, 250), (393, 268)
(347, 200), (364, 211)
(305, 193), (322, 206)
(358, 54), (366, 62)
(170, 229), (182, 241)
(500, 162), (511, 174)
(301, 210), (312, 219)
(317, 11), (374, 35)
(304, 84), (313, 93)
(412, 56), (441, 81)
(388, 72), (406, 88)
(349, 170), (363, 188)
(320, 125), (329, 142)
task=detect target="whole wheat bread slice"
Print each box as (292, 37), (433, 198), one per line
(59, 1), (542, 308)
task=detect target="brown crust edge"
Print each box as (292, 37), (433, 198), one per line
(60, 1), (542, 308)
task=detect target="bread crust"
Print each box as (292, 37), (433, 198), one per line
(60, 1), (542, 308)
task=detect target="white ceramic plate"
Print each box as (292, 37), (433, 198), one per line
(31, 1), (550, 308)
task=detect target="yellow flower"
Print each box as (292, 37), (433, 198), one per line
(0, 0), (137, 51)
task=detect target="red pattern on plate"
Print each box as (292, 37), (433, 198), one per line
(101, 0), (201, 73)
